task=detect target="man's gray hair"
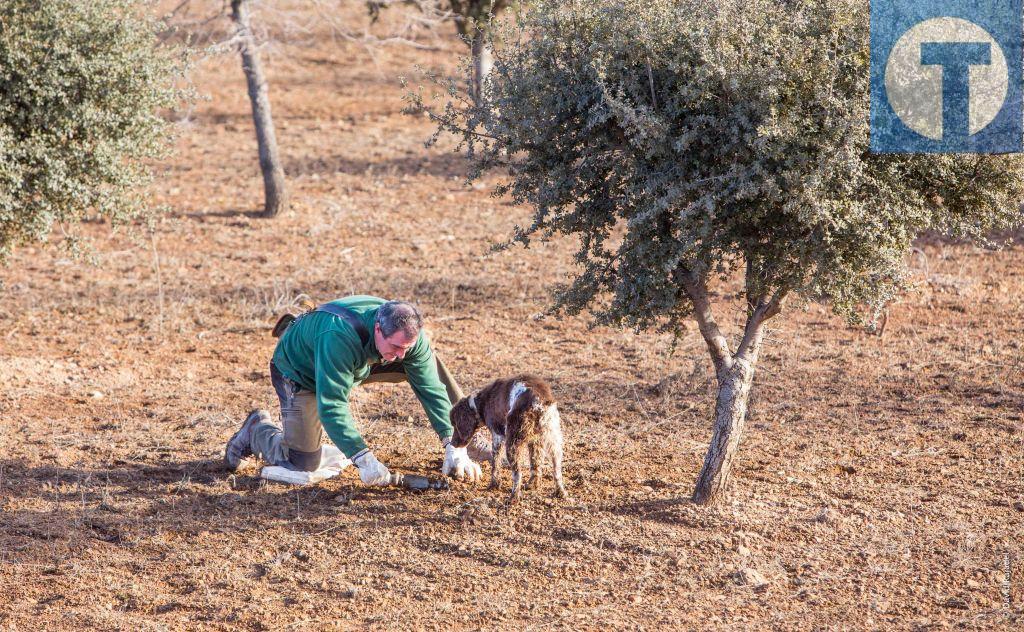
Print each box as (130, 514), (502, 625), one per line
(376, 300), (423, 339)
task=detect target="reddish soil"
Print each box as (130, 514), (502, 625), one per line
(1, 2), (1022, 630)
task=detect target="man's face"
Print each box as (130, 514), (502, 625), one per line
(374, 324), (416, 362)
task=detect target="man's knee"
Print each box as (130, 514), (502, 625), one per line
(287, 447), (322, 471)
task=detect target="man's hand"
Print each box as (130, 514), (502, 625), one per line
(442, 440), (482, 482)
(352, 449), (391, 486)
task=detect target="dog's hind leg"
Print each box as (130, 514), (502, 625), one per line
(506, 437), (525, 503)
(489, 435), (504, 490)
(551, 440), (568, 499)
(526, 442), (541, 490)
(546, 407), (568, 499)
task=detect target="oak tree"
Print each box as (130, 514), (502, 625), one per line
(415, 0), (1024, 504)
(0, 0), (183, 258)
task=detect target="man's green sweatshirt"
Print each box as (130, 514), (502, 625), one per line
(271, 295), (453, 457)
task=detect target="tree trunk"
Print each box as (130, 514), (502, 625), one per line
(230, 0), (288, 218)
(678, 269), (783, 506)
(691, 353), (759, 505)
(470, 30), (493, 106)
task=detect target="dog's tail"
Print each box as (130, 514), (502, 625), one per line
(509, 387), (560, 440)
(508, 387), (540, 436)
(539, 401), (561, 436)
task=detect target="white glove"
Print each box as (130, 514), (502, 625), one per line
(442, 440), (482, 482)
(352, 449), (391, 486)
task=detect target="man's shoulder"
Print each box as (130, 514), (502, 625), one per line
(308, 327), (365, 374)
(312, 320), (365, 348)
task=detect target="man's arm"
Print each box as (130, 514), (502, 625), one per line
(403, 331), (481, 482)
(314, 330), (368, 458)
(401, 333), (455, 441)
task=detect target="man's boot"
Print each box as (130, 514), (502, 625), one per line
(224, 409), (269, 471)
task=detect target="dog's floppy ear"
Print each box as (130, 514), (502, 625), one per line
(449, 397), (480, 448)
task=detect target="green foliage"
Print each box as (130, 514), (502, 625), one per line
(415, 0), (1024, 331)
(0, 0), (184, 260)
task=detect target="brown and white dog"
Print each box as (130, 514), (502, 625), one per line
(449, 374), (567, 501)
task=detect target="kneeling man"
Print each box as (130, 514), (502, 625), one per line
(224, 295), (482, 485)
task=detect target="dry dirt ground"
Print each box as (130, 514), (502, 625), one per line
(1, 3), (1022, 630)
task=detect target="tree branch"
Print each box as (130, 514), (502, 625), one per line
(679, 269), (732, 372)
(646, 60), (657, 110)
(735, 288), (786, 360)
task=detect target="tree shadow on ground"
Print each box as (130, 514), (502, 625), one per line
(605, 495), (728, 528)
(179, 208), (266, 220)
(283, 152), (467, 180)
(0, 458), (380, 547)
